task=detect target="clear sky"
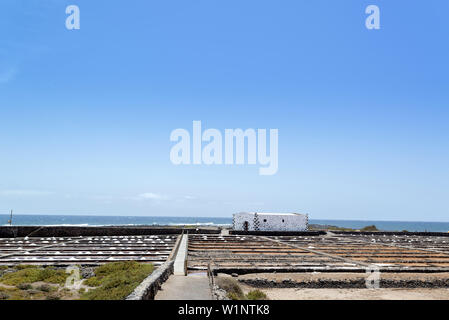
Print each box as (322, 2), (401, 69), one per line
(0, 0), (448, 221)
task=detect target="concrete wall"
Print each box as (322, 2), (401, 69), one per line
(333, 231), (449, 237)
(173, 234), (188, 275)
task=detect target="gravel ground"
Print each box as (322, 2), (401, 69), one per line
(237, 272), (449, 299)
(245, 287), (449, 300)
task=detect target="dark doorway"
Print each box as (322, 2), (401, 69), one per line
(243, 221), (249, 231)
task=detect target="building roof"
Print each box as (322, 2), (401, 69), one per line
(236, 212), (306, 216)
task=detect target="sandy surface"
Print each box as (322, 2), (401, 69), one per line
(238, 272), (449, 282)
(243, 287), (449, 300)
(237, 272), (449, 300)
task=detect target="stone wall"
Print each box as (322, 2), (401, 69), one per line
(230, 230), (325, 236)
(126, 260), (175, 300)
(333, 231), (449, 237)
(0, 226), (220, 238)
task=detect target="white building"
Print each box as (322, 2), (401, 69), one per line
(233, 212), (308, 232)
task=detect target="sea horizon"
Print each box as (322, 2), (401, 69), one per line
(1, 214), (449, 232)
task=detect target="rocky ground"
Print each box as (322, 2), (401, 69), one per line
(0, 263), (139, 300)
(237, 272), (449, 288)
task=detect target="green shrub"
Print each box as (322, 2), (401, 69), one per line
(246, 290), (268, 300)
(37, 284), (52, 292)
(360, 225), (378, 232)
(0, 292), (10, 300)
(39, 268), (67, 284)
(26, 289), (40, 295)
(81, 261), (154, 300)
(46, 294), (60, 300)
(84, 276), (102, 287)
(216, 277), (245, 300)
(0, 286), (43, 300)
(228, 292), (244, 300)
(17, 283), (32, 290)
(0, 267), (40, 285)
(0, 266), (68, 285)
(16, 265), (38, 270)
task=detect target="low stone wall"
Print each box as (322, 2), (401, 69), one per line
(0, 226), (220, 238)
(229, 230), (325, 236)
(332, 231), (449, 237)
(126, 233), (184, 300)
(126, 260), (175, 300)
(239, 277), (449, 289)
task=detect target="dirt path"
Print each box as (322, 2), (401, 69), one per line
(252, 287), (449, 300)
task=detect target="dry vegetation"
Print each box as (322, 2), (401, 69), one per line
(0, 261), (154, 300)
(81, 261), (154, 300)
(215, 277), (268, 300)
(0, 265), (74, 300)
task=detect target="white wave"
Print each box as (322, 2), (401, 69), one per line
(2, 221), (232, 227)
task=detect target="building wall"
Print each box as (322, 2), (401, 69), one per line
(233, 213), (308, 231)
(232, 213), (257, 231)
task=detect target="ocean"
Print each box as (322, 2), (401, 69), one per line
(1, 214), (449, 232)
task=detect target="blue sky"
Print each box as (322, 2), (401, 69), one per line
(0, 0), (448, 221)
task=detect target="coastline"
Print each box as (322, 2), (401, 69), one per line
(1, 214), (449, 232)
